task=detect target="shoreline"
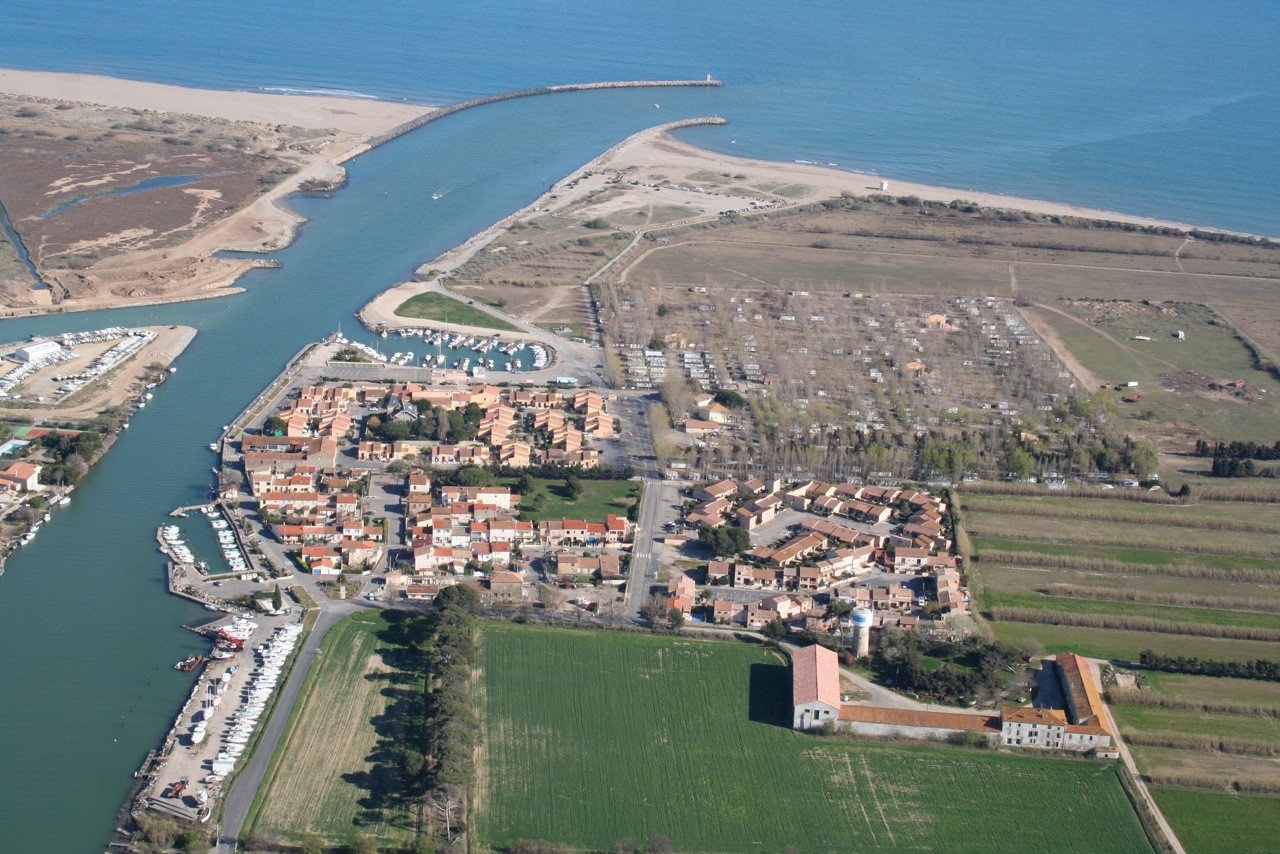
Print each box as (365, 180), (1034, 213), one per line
(619, 136), (1269, 239)
(3, 68), (1270, 328)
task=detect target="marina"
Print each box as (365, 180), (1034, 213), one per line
(131, 615), (305, 826)
(331, 327), (548, 375)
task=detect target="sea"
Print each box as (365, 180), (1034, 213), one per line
(0, 1), (1275, 850)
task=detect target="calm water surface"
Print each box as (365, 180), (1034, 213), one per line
(0, 2), (1277, 849)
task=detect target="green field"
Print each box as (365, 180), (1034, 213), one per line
(967, 511), (1280, 559)
(479, 622), (1152, 853)
(977, 561), (1280, 605)
(982, 589), (1280, 632)
(971, 534), (1280, 575)
(1154, 788), (1280, 854)
(991, 621), (1280, 663)
(394, 291), (519, 331)
(1113, 704), (1280, 746)
(246, 612), (415, 847)
(1144, 672), (1280, 709)
(963, 493), (1280, 533)
(964, 492), (1280, 663)
(504, 476), (639, 523)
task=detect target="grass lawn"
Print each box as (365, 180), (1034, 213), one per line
(1154, 788), (1280, 854)
(1112, 704), (1280, 745)
(990, 621), (1280, 663)
(504, 476), (639, 523)
(478, 622), (1152, 853)
(245, 612), (416, 848)
(394, 291), (519, 331)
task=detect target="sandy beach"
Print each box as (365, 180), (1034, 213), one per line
(617, 136), (1213, 234)
(0, 68), (427, 135)
(0, 69), (1244, 321)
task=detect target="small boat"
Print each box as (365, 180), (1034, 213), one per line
(209, 443), (218, 452)
(175, 655), (204, 672)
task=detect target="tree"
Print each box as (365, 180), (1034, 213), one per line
(347, 834), (379, 854)
(827, 599), (853, 619)
(640, 595), (667, 625)
(1128, 438), (1159, 478)
(713, 388), (745, 409)
(454, 466), (493, 486)
(435, 584), (482, 615)
(699, 525), (750, 557)
(263, 415), (286, 435)
(299, 833), (324, 854)
(762, 617), (788, 640)
(272, 584), (283, 612)
(516, 473), (536, 495)
(565, 475), (583, 501)
(1001, 446), (1034, 480)
(667, 607), (685, 630)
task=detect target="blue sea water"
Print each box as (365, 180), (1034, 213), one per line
(0, 3), (1276, 852)
(2, 0), (1277, 234)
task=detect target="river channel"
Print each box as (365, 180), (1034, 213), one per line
(0, 84), (721, 852)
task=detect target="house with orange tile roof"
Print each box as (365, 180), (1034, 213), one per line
(0, 461), (41, 492)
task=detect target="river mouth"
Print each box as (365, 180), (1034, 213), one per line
(0, 199), (49, 291)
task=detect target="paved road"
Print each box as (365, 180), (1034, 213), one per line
(214, 600), (369, 851)
(1090, 659), (1186, 854)
(624, 477), (663, 619)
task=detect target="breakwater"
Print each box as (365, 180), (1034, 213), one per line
(367, 77), (723, 148)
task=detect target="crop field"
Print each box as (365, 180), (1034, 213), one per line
(478, 622), (1152, 853)
(970, 534), (1280, 577)
(394, 292), (518, 331)
(991, 621), (1280, 663)
(968, 512), (1280, 559)
(982, 590), (1280, 633)
(1113, 704), (1280, 746)
(1154, 788), (1280, 854)
(963, 492), (1280, 661)
(246, 612), (415, 848)
(1143, 672), (1280, 709)
(963, 493), (1280, 532)
(499, 476), (639, 523)
(976, 561), (1280, 607)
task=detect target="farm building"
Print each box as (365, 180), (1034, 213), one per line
(790, 644), (841, 730)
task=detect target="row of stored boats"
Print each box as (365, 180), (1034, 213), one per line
(201, 622), (303, 779)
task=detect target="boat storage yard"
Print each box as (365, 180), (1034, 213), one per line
(135, 612), (302, 824)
